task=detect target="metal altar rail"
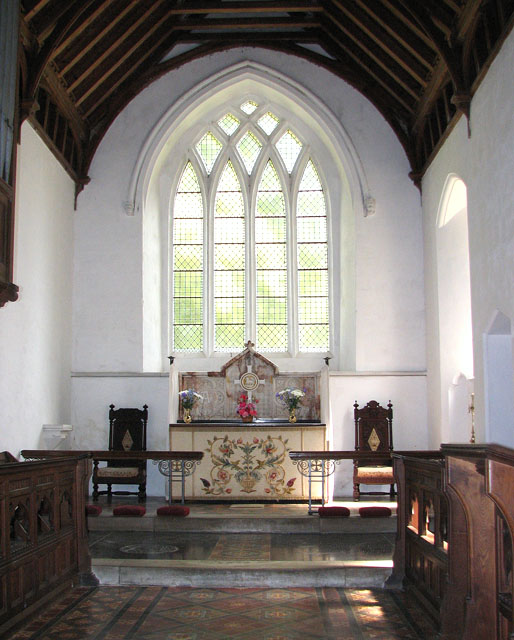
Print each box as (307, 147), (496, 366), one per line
(289, 450), (442, 514)
(21, 450), (203, 505)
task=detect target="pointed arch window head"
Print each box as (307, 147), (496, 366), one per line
(276, 130), (303, 173)
(171, 102), (330, 356)
(196, 132), (222, 174)
(218, 113), (240, 136)
(257, 112), (279, 135)
(237, 131), (263, 175)
(240, 100), (258, 114)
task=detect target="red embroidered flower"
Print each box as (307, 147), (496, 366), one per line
(237, 438), (243, 444)
(225, 488), (232, 494)
(265, 488), (271, 493)
(286, 478), (296, 487)
(253, 437), (259, 444)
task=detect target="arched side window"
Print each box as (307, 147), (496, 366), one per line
(171, 99), (330, 355)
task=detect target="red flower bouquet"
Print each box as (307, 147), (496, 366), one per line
(236, 394), (258, 420)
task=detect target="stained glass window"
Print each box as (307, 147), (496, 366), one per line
(171, 102), (330, 355)
(172, 162), (204, 351)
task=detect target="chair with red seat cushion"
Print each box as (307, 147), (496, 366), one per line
(353, 400), (395, 501)
(92, 404), (148, 502)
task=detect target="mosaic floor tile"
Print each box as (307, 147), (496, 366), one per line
(7, 586), (438, 640)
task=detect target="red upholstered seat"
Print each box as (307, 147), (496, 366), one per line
(113, 505), (146, 517)
(86, 504), (102, 516)
(359, 506), (392, 518)
(318, 506), (350, 517)
(156, 505), (190, 517)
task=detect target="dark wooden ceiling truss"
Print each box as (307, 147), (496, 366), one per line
(19, 0), (514, 191)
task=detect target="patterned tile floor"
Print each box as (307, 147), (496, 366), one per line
(8, 586), (438, 640)
(88, 531), (395, 563)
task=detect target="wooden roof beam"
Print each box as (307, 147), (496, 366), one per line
(69, 1), (166, 95)
(329, 0), (429, 85)
(58, 0), (142, 77)
(321, 22), (416, 115)
(165, 1), (323, 14)
(173, 31), (319, 43)
(170, 17), (321, 30)
(323, 7), (422, 100)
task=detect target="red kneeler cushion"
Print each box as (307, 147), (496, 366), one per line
(157, 505), (190, 517)
(113, 505), (146, 517)
(318, 506), (350, 517)
(359, 506), (392, 518)
(86, 504), (102, 516)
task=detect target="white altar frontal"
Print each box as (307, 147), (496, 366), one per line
(170, 343), (327, 501)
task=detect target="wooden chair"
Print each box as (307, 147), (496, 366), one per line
(92, 404), (148, 502)
(353, 400), (395, 501)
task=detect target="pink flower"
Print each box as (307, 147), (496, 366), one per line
(218, 470), (228, 480)
(253, 437), (259, 444)
(286, 478), (296, 487)
(237, 438), (243, 444)
(226, 488), (232, 494)
(265, 488), (271, 493)
(269, 471), (277, 480)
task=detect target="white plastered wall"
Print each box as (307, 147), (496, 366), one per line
(72, 48), (426, 495)
(0, 122), (74, 456)
(422, 27), (514, 448)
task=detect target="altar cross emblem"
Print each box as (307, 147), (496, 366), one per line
(234, 363), (265, 402)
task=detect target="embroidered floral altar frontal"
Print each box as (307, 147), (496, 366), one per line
(170, 344), (326, 500)
(169, 422), (326, 500)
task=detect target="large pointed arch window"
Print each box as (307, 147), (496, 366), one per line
(171, 100), (330, 355)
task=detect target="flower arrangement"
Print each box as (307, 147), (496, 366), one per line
(276, 387), (305, 410)
(236, 393), (258, 420)
(179, 389), (202, 409)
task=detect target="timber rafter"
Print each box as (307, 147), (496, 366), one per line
(18, 0), (514, 190)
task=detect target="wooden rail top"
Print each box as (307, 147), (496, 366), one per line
(289, 450), (443, 461)
(21, 450), (203, 462)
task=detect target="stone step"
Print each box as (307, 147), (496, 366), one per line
(92, 559), (393, 589)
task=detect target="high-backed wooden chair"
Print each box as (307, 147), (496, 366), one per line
(92, 404), (148, 502)
(353, 400), (395, 501)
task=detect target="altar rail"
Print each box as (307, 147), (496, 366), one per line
(289, 450), (441, 514)
(389, 444), (514, 639)
(0, 453), (92, 636)
(21, 450), (204, 504)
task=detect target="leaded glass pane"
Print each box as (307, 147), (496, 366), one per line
(299, 297), (329, 323)
(276, 129), (303, 173)
(240, 100), (258, 114)
(258, 325), (288, 351)
(214, 161), (245, 352)
(174, 325), (203, 352)
(255, 217), (286, 243)
(218, 113), (240, 136)
(215, 244), (245, 270)
(172, 162), (203, 352)
(215, 325), (245, 350)
(257, 111), (279, 135)
(237, 131), (262, 174)
(255, 160), (287, 352)
(196, 132), (222, 174)
(298, 270), (328, 296)
(256, 244), (286, 269)
(298, 244), (327, 269)
(297, 158), (329, 352)
(297, 217), (327, 243)
(299, 325), (329, 352)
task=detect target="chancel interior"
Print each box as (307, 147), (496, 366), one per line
(1, 1), (513, 638)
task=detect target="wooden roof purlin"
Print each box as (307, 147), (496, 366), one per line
(18, 0), (514, 188)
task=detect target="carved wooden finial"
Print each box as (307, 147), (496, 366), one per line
(245, 340), (255, 350)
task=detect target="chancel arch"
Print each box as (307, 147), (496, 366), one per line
(134, 62), (372, 373)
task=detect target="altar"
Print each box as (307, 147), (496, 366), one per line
(169, 342), (328, 501)
(170, 421), (326, 500)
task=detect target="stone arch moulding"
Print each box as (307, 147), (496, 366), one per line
(123, 61), (373, 220)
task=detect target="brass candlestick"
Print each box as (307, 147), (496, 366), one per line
(468, 392), (476, 444)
